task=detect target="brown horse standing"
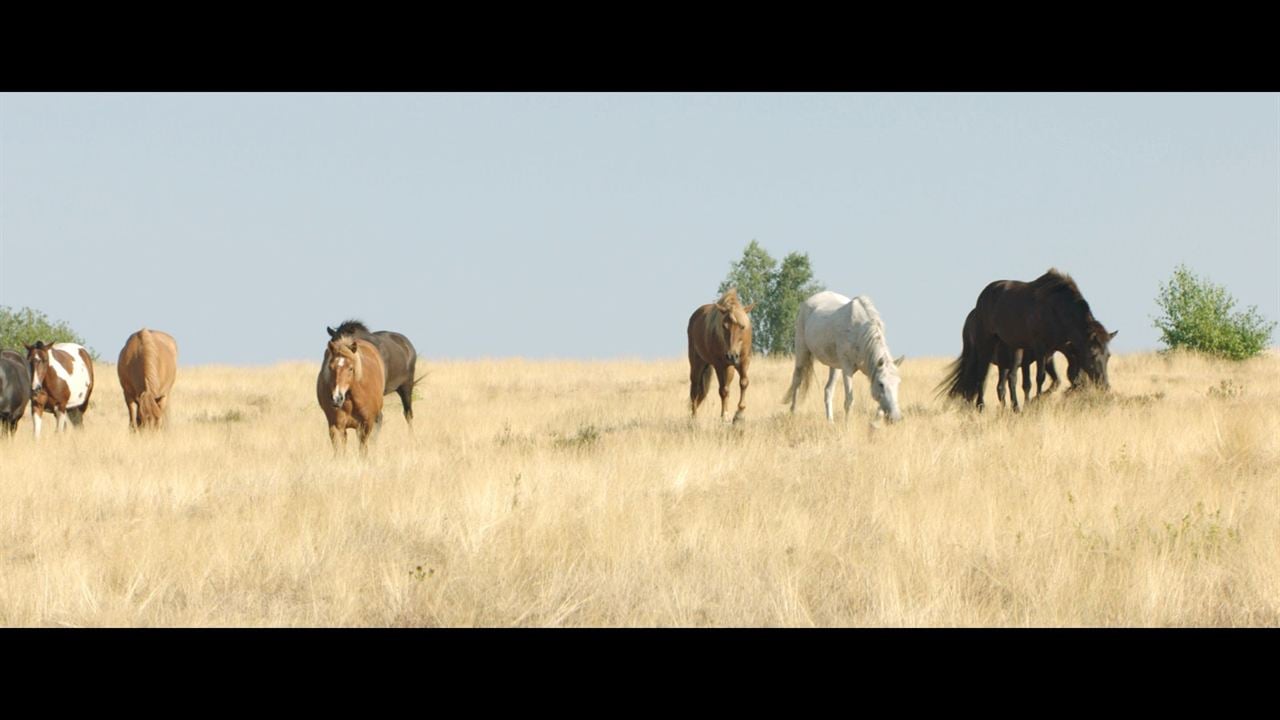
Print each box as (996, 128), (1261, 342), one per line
(317, 338), (386, 453)
(117, 328), (178, 431)
(687, 288), (755, 423)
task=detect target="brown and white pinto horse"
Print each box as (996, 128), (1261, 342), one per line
(317, 338), (386, 453)
(117, 328), (179, 431)
(687, 288), (755, 423)
(25, 341), (95, 439)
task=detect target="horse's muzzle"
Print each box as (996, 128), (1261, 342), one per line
(725, 353), (740, 365)
(331, 393), (345, 408)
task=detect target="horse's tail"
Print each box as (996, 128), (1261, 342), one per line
(692, 364), (713, 406)
(782, 302), (814, 406)
(138, 390), (162, 423)
(936, 329), (992, 404)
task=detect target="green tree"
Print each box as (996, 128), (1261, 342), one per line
(765, 252), (823, 355)
(1152, 265), (1275, 361)
(717, 241), (822, 356)
(0, 306), (96, 358)
(718, 240), (778, 354)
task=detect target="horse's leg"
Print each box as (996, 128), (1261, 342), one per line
(732, 363), (748, 423)
(1008, 349), (1023, 412)
(996, 361), (1007, 407)
(32, 411), (42, 440)
(358, 421), (373, 456)
(1022, 357), (1033, 405)
(717, 365), (734, 422)
(786, 347), (809, 414)
(396, 384), (414, 429)
(842, 367), (855, 421)
(822, 367), (838, 422)
(689, 358), (708, 418)
(329, 424), (343, 453)
(57, 409), (68, 433)
(1043, 354), (1060, 393)
(127, 399), (138, 431)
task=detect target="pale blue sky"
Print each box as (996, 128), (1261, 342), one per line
(1, 93), (1276, 365)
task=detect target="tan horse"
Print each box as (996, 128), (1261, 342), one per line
(687, 288), (755, 423)
(117, 328), (178, 431)
(317, 338), (386, 453)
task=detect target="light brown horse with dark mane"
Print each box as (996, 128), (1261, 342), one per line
(117, 328), (178, 431)
(317, 338), (386, 453)
(687, 288), (755, 423)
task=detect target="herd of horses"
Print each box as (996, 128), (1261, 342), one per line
(689, 267), (1116, 424)
(0, 268), (1116, 454)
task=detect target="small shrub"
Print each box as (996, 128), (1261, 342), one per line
(0, 305), (96, 357)
(1152, 265), (1275, 361)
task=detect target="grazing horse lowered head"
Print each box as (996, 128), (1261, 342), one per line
(117, 328), (179, 431)
(782, 291), (905, 424)
(317, 338), (386, 454)
(25, 340), (95, 439)
(938, 269), (1116, 411)
(687, 288), (755, 423)
(0, 349), (32, 436)
(326, 320), (422, 428)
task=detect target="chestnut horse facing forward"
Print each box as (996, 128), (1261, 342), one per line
(317, 338), (386, 453)
(687, 288), (755, 423)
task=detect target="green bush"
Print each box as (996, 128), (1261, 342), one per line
(1152, 265), (1275, 361)
(718, 240), (822, 356)
(0, 305), (96, 358)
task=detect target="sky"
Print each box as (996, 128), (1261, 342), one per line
(1, 93), (1276, 365)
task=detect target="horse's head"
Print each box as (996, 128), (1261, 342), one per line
(324, 340), (363, 409)
(23, 341), (49, 393)
(1074, 327), (1117, 390)
(870, 353), (904, 423)
(716, 296), (754, 366)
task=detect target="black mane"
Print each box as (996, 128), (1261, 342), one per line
(333, 319), (371, 336)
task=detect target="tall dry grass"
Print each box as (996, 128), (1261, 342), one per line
(0, 350), (1276, 626)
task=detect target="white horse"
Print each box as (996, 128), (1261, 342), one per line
(782, 291), (904, 423)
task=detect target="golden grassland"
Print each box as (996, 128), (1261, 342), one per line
(0, 350), (1276, 627)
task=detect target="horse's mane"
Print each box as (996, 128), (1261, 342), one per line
(1031, 269), (1106, 336)
(851, 296), (893, 367)
(333, 319), (371, 336)
(717, 288), (743, 308)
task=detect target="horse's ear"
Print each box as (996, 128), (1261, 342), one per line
(894, 354), (906, 366)
(326, 326), (338, 339)
(348, 341), (359, 353)
(1109, 330), (1119, 340)
(877, 357), (884, 368)
(743, 303), (756, 313)
(23, 343), (32, 352)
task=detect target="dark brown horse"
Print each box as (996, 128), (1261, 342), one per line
(326, 320), (421, 427)
(0, 350), (31, 436)
(687, 288), (755, 423)
(317, 338), (386, 454)
(940, 269), (1116, 411)
(959, 307), (1063, 407)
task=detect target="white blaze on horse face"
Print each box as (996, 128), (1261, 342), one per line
(30, 354), (45, 392)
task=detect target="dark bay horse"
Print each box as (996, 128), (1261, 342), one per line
(958, 307), (1063, 407)
(0, 350), (31, 436)
(317, 338), (386, 453)
(687, 288), (755, 423)
(326, 320), (421, 427)
(940, 269), (1116, 411)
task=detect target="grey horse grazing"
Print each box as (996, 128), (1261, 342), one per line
(782, 291), (904, 424)
(326, 320), (422, 427)
(0, 350), (32, 436)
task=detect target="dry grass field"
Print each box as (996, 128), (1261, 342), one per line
(0, 350), (1276, 627)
